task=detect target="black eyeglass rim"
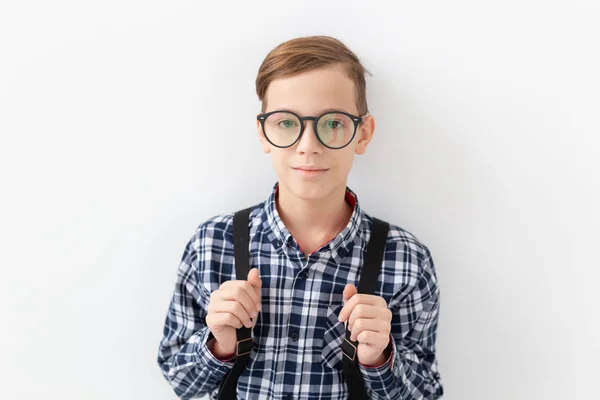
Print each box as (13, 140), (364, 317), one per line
(256, 109), (365, 150)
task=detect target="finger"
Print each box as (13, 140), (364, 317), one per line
(221, 280), (261, 310)
(348, 304), (376, 328)
(339, 293), (385, 322)
(209, 299), (254, 328)
(248, 268), (262, 289)
(338, 284), (358, 323)
(207, 312), (244, 330)
(349, 318), (390, 342)
(356, 330), (390, 347)
(212, 285), (259, 319)
(247, 268), (263, 311)
(343, 284), (357, 303)
(347, 304), (384, 328)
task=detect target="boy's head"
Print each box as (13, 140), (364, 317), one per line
(255, 36), (375, 202)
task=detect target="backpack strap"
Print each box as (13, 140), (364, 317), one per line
(216, 207), (254, 400)
(342, 217), (390, 399)
(217, 210), (389, 400)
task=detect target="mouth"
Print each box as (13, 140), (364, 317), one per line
(292, 167), (329, 178)
(293, 167), (328, 171)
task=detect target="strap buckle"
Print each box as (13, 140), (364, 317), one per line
(342, 337), (357, 361)
(236, 337), (253, 357)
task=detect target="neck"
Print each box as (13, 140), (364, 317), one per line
(275, 183), (353, 254)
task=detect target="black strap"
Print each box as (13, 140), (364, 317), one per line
(217, 210), (389, 400)
(342, 217), (390, 399)
(216, 207), (254, 400)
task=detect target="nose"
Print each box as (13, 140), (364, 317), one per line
(295, 120), (323, 154)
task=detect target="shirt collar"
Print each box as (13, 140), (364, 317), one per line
(262, 182), (362, 258)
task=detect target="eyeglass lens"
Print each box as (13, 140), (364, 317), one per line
(263, 112), (355, 148)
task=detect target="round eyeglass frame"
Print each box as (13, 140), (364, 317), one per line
(256, 110), (366, 150)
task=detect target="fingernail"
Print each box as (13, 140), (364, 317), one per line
(257, 304), (262, 311)
(250, 311), (258, 318)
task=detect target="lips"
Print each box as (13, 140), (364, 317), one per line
(293, 167), (328, 171)
(292, 167), (329, 179)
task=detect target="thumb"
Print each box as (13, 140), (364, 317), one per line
(247, 268), (262, 289)
(343, 284), (357, 304)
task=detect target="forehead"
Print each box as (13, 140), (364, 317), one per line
(265, 64), (357, 115)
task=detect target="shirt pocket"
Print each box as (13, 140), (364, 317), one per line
(321, 304), (345, 371)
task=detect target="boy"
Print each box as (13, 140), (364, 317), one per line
(157, 35), (443, 399)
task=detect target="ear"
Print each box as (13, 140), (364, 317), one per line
(355, 114), (375, 155)
(257, 119), (271, 154)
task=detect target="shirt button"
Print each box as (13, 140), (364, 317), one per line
(300, 270), (309, 279)
(290, 331), (299, 342)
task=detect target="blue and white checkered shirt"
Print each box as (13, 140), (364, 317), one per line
(157, 182), (443, 399)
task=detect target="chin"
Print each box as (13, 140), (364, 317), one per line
(280, 176), (338, 201)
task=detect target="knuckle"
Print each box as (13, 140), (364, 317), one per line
(243, 281), (254, 294)
(359, 330), (370, 341)
(233, 286), (243, 297)
(353, 318), (363, 331)
(357, 331), (366, 342)
(232, 315), (243, 328)
(355, 304), (365, 315)
(234, 302), (246, 316)
(229, 301), (241, 314)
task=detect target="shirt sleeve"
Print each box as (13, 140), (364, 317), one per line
(359, 246), (444, 400)
(156, 232), (234, 400)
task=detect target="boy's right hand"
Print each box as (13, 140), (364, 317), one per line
(206, 268), (262, 358)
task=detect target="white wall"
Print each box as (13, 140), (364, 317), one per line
(1, 1), (598, 399)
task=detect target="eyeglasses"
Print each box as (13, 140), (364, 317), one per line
(256, 110), (366, 150)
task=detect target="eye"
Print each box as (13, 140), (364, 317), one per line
(325, 120), (344, 129)
(278, 119), (297, 128)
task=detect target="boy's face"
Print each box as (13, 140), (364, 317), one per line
(257, 64), (375, 202)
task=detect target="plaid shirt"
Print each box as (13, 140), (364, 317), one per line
(157, 183), (443, 399)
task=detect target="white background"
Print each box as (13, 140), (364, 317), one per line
(1, 1), (599, 399)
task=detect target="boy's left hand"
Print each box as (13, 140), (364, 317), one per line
(337, 283), (393, 367)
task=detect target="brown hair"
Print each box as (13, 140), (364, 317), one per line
(255, 35), (371, 115)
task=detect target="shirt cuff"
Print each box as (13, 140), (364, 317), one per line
(358, 334), (399, 390)
(195, 328), (235, 381)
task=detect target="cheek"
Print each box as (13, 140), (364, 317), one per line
(270, 150), (289, 173)
(334, 151), (355, 173)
